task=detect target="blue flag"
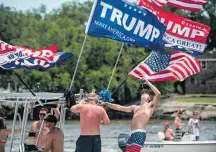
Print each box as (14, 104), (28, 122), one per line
(85, 0), (167, 51)
(0, 52), (72, 70)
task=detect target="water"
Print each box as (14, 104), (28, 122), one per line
(4, 120), (216, 152)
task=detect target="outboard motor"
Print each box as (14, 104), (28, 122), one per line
(118, 133), (130, 152)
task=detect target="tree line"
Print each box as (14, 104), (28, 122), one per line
(0, 0), (215, 104)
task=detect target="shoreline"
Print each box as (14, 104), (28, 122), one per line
(1, 98), (216, 120)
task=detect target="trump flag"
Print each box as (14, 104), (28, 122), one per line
(138, 0), (211, 56)
(85, 0), (167, 51)
(0, 52), (72, 70)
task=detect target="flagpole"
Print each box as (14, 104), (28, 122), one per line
(12, 70), (43, 106)
(107, 43), (124, 90)
(69, 35), (88, 90)
(111, 76), (128, 95)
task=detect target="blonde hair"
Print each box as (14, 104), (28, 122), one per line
(87, 93), (98, 101)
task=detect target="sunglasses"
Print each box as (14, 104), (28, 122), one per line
(39, 113), (46, 116)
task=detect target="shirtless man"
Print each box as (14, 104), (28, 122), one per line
(104, 78), (161, 152)
(174, 109), (183, 141)
(43, 115), (64, 152)
(0, 117), (20, 152)
(70, 92), (110, 152)
(0, 117), (7, 152)
(31, 107), (60, 149)
(164, 122), (175, 141)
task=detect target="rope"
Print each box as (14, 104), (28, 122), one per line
(69, 35), (88, 90)
(107, 43), (124, 90)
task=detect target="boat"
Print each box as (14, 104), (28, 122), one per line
(0, 91), (78, 152)
(118, 132), (216, 152)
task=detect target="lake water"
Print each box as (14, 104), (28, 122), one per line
(4, 120), (216, 152)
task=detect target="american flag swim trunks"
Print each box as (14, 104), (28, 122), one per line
(125, 129), (146, 152)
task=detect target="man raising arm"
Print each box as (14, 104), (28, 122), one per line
(104, 78), (161, 152)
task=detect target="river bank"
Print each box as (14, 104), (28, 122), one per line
(1, 95), (216, 120)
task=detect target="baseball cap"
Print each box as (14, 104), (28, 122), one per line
(177, 109), (183, 114)
(165, 122), (169, 127)
(44, 115), (57, 124)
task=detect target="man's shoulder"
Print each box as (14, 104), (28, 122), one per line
(32, 121), (39, 126)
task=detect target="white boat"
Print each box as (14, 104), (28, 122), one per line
(118, 133), (216, 152)
(141, 141), (216, 152)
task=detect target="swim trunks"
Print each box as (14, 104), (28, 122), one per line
(75, 135), (101, 152)
(125, 129), (146, 152)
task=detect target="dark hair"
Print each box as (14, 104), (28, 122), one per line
(40, 108), (49, 113)
(44, 115), (58, 126)
(0, 117), (6, 129)
(141, 90), (152, 101)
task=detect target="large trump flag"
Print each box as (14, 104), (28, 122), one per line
(85, 0), (167, 51)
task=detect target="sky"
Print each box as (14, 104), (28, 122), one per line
(0, 0), (86, 12)
(0, 0), (136, 12)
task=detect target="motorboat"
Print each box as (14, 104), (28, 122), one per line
(118, 132), (216, 152)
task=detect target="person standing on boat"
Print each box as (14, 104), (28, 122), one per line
(70, 92), (110, 152)
(31, 107), (60, 149)
(103, 78), (161, 152)
(188, 111), (200, 141)
(43, 114), (64, 152)
(174, 109), (183, 141)
(164, 122), (175, 141)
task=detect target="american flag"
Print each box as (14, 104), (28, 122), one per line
(167, 0), (208, 12)
(145, 0), (208, 12)
(128, 51), (202, 82)
(147, 0), (168, 6)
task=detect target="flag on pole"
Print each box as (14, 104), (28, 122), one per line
(138, 0), (211, 56)
(144, 0), (208, 12)
(167, 0), (208, 12)
(0, 40), (58, 61)
(128, 51), (202, 82)
(147, 0), (168, 6)
(0, 52), (72, 70)
(85, 0), (167, 51)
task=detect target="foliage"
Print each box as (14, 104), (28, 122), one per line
(0, 0), (215, 104)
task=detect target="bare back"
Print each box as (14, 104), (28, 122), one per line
(47, 127), (64, 152)
(131, 103), (155, 130)
(79, 104), (106, 135)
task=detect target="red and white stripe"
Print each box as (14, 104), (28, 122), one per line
(128, 51), (202, 82)
(167, 0), (208, 12)
(125, 144), (142, 152)
(148, 0), (168, 6)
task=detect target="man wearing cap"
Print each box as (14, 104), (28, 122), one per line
(70, 92), (110, 152)
(164, 122), (175, 141)
(43, 115), (64, 152)
(174, 109), (183, 141)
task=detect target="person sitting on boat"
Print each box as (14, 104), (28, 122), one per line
(0, 117), (8, 152)
(188, 111), (200, 141)
(164, 122), (175, 141)
(42, 114), (64, 152)
(0, 117), (21, 152)
(70, 92), (110, 152)
(174, 109), (183, 141)
(30, 107), (60, 149)
(103, 78), (161, 152)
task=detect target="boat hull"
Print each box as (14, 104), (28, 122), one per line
(142, 141), (216, 152)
